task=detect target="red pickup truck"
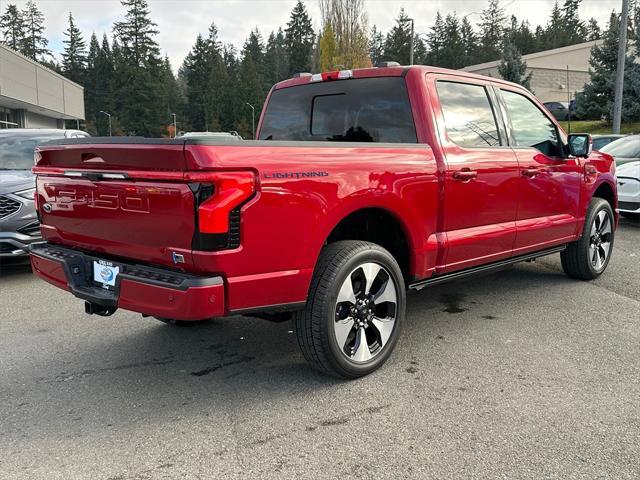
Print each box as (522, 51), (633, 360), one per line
(30, 65), (617, 378)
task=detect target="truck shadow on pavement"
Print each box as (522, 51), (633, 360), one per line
(14, 262), (576, 406)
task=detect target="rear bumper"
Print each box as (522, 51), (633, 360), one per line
(29, 243), (225, 321)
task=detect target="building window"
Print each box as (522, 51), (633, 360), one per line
(0, 107), (20, 129)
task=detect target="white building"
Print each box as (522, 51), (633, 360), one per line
(0, 42), (85, 129)
(461, 40), (603, 103)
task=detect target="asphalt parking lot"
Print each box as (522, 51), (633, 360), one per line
(1, 219), (638, 480)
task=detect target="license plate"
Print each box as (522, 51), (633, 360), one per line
(93, 260), (119, 288)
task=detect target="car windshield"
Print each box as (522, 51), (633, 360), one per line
(600, 136), (640, 158)
(0, 133), (62, 170)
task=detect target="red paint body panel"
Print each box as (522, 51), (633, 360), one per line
(117, 279), (225, 320)
(31, 65), (617, 320)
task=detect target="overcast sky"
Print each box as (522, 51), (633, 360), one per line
(12, 0), (622, 70)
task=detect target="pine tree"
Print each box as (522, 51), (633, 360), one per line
(264, 28), (289, 86)
(586, 18), (601, 40)
(561, 0), (587, 45)
(84, 34), (101, 135)
(21, 0), (51, 61)
(238, 31), (266, 138)
(505, 16), (538, 55)
(180, 33), (213, 131)
(384, 9), (413, 65)
(576, 11), (640, 122)
(369, 25), (384, 66)
(460, 16), (479, 67)
(0, 4), (25, 51)
(285, 0), (315, 75)
(61, 13), (87, 85)
(478, 0), (506, 62)
(427, 12), (445, 66)
(113, 0), (164, 136)
(498, 40), (533, 90)
(440, 13), (465, 69)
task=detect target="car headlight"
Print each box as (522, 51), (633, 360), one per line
(14, 188), (36, 200)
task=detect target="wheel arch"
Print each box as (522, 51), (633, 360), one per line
(320, 206), (415, 282)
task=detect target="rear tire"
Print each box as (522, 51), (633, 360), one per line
(561, 198), (614, 280)
(295, 240), (405, 379)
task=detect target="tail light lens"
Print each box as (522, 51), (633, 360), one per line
(198, 172), (255, 234)
(188, 171), (256, 251)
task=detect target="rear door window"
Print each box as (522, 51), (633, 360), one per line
(259, 77), (417, 143)
(436, 81), (501, 148)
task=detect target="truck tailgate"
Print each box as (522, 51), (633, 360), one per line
(34, 141), (196, 268)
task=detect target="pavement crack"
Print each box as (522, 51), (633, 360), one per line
(190, 356), (255, 376)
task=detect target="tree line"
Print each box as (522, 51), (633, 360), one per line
(0, 0), (607, 137)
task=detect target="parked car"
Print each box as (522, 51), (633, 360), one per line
(0, 129), (89, 258)
(29, 66), (617, 378)
(600, 135), (640, 166)
(543, 101), (579, 121)
(178, 131), (243, 140)
(616, 161), (640, 220)
(592, 134), (625, 151)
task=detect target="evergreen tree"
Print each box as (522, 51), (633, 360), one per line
(180, 33), (213, 131)
(238, 31), (266, 138)
(440, 13), (465, 69)
(505, 16), (538, 55)
(498, 40), (533, 89)
(264, 28), (289, 86)
(0, 4), (25, 51)
(478, 0), (506, 62)
(369, 25), (384, 66)
(384, 9), (413, 65)
(285, 0), (315, 75)
(561, 0), (587, 45)
(586, 18), (601, 40)
(61, 13), (87, 85)
(577, 11), (640, 122)
(21, 0), (51, 61)
(460, 16), (479, 67)
(426, 11), (446, 66)
(113, 0), (164, 136)
(84, 34), (101, 135)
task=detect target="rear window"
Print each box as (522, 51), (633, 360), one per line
(258, 77), (417, 143)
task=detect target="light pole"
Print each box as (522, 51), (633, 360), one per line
(409, 18), (414, 66)
(613, 0), (630, 134)
(99, 110), (112, 136)
(245, 102), (255, 139)
(170, 113), (177, 138)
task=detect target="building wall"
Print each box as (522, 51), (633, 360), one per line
(25, 111), (59, 129)
(463, 66), (590, 103)
(0, 43), (85, 125)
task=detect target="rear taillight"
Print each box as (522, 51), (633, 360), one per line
(188, 171), (256, 251)
(198, 173), (255, 234)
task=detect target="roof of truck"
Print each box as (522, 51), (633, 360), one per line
(273, 64), (523, 91)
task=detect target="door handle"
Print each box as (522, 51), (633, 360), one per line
(453, 170), (478, 181)
(522, 168), (539, 178)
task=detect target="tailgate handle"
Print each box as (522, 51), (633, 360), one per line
(64, 171), (129, 181)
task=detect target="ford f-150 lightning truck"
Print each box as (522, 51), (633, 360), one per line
(29, 65), (617, 378)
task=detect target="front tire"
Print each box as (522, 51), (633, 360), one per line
(295, 241), (405, 379)
(561, 198), (615, 280)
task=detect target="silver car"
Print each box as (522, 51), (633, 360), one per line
(0, 129), (89, 257)
(617, 161), (640, 220)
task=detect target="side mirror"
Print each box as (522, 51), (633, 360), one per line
(567, 133), (592, 158)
